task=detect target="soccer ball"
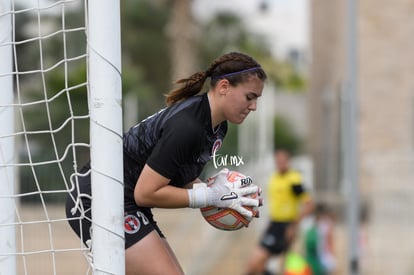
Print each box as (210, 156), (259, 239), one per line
(200, 170), (259, 231)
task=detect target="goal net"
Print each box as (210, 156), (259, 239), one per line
(0, 0), (124, 274)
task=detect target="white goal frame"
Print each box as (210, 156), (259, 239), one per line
(0, 0), (16, 273)
(0, 0), (124, 274)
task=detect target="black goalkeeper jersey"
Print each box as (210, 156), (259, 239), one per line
(123, 93), (227, 207)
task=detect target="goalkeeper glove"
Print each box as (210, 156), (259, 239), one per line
(187, 168), (260, 218)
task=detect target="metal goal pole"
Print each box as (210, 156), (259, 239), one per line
(342, 0), (360, 274)
(87, 0), (124, 274)
(0, 0), (16, 273)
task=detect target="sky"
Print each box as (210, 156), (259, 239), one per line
(192, 0), (309, 58)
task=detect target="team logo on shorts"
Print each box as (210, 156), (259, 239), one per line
(124, 214), (141, 234)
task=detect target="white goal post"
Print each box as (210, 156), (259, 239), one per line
(0, 0), (124, 274)
(88, 0), (124, 273)
(0, 0), (16, 273)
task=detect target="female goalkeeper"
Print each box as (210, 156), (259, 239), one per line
(66, 51), (267, 275)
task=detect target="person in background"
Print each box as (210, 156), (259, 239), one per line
(304, 203), (336, 275)
(245, 148), (314, 275)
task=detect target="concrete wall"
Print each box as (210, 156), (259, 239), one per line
(310, 0), (414, 274)
(308, 0), (345, 196)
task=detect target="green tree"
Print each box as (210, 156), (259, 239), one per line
(273, 115), (302, 155)
(19, 64), (89, 203)
(15, 5), (89, 203)
(15, 1), (307, 202)
(196, 12), (307, 91)
(121, 0), (172, 118)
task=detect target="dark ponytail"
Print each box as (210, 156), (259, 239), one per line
(165, 52), (267, 106)
(165, 71), (208, 106)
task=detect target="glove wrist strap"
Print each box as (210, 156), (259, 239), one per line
(187, 183), (208, 208)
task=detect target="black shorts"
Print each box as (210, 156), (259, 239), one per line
(65, 165), (164, 250)
(260, 221), (293, 255)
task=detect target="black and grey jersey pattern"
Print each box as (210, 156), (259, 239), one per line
(123, 93), (227, 207)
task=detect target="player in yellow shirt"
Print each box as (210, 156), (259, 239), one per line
(246, 148), (314, 275)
